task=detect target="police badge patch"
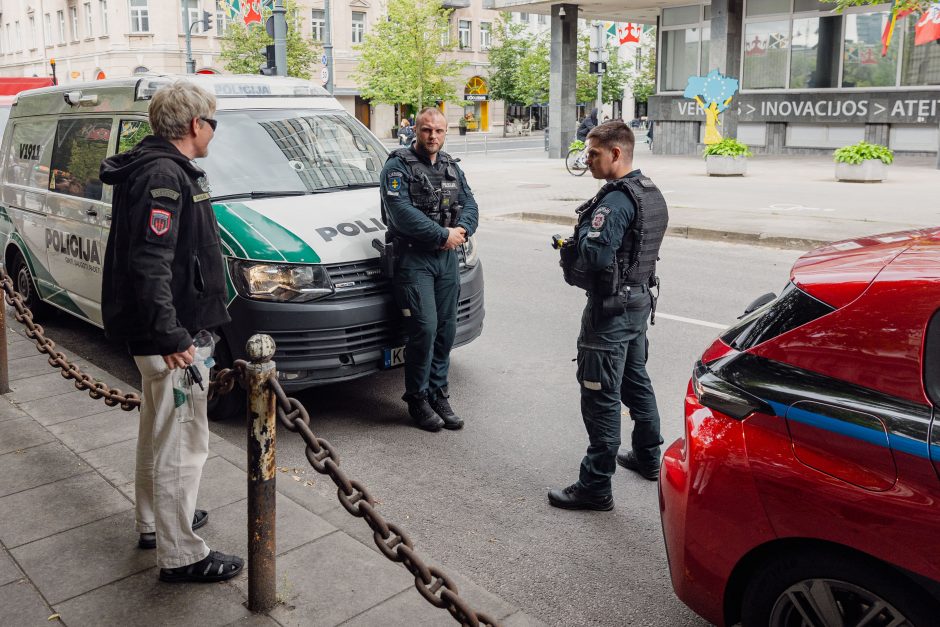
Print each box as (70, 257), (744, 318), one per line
(591, 212), (606, 229)
(149, 209), (172, 236)
(388, 171), (403, 191)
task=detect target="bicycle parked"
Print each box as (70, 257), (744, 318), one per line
(565, 143), (588, 176)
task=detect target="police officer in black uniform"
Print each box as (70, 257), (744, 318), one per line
(380, 107), (479, 431)
(548, 121), (668, 511)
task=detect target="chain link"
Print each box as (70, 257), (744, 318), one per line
(268, 374), (500, 626)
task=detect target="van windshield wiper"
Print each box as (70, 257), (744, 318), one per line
(211, 191), (309, 202)
(309, 182), (380, 193)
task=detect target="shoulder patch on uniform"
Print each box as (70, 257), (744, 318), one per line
(149, 208), (172, 236)
(150, 188), (180, 200)
(387, 171), (403, 193)
(590, 206), (611, 230)
(192, 192), (211, 203)
(639, 178), (655, 188)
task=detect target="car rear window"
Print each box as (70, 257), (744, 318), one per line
(722, 281), (835, 351)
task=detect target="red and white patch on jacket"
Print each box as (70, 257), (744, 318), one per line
(149, 208), (172, 236)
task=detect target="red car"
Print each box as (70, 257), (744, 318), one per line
(660, 228), (940, 627)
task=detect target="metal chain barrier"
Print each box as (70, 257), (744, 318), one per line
(1, 268), (498, 624)
(267, 373), (500, 627)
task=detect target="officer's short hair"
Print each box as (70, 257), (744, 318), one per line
(587, 121), (635, 160)
(416, 107), (446, 129)
(148, 81), (216, 140)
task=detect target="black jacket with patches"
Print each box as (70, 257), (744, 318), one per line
(99, 136), (230, 356)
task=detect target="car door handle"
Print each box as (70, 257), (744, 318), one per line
(85, 208), (98, 217)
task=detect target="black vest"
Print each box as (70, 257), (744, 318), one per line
(386, 148), (461, 229)
(561, 175), (669, 294)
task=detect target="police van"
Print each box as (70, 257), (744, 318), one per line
(0, 75), (485, 413)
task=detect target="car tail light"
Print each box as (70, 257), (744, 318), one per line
(691, 362), (772, 420)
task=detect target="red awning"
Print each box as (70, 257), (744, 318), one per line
(0, 77), (55, 95)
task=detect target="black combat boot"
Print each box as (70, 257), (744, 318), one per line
(403, 392), (444, 432)
(616, 450), (660, 481)
(428, 388), (464, 430)
(547, 484), (614, 511)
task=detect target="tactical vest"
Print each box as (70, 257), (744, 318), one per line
(386, 148), (461, 229)
(560, 175), (669, 295)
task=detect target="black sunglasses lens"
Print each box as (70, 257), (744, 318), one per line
(203, 118), (217, 131)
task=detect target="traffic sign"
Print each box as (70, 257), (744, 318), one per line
(321, 54), (328, 65)
(320, 67), (329, 83)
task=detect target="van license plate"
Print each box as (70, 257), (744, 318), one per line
(383, 346), (405, 368)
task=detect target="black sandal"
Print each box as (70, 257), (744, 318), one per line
(138, 509), (209, 550)
(159, 550), (244, 583)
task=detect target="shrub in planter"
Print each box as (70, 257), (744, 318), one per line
(833, 141), (893, 183)
(457, 117), (468, 136)
(703, 138), (752, 176)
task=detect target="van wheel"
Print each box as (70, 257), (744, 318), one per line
(208, 336), (246, 422)
(741, 549), (937, 627)
(9, 252), (49, 318)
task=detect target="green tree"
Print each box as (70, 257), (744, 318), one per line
(219, 0), (318, 79)
(825, 0), (928, 12)
(516, 34), (550, 105)
(632, 48), (656, 105)
(353, 0), (465, 110)
(487, 14), (530, 103)
(576, 34), (631, 105)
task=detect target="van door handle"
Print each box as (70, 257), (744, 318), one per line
(85, 208), (98, 217)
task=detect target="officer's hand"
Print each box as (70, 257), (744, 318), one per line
(163, 345), (196, 370)
(442, 227), (466, 250)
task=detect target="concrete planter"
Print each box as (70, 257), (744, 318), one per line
(706, 155), (748, 176)
(835, 159), (888, 183)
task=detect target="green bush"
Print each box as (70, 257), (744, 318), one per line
(702, 138), (752, 158)
(833, 141), (894, 165)
(568, 139), (585, 152)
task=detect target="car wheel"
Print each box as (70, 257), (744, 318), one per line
(9, 251), (49, 318)
(207, 336), (246, 422)
(741, 550), (937, 627)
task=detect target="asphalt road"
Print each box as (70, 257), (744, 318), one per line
(28, 222), (804, 625)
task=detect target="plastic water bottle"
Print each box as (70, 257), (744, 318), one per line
(193, 330), (215, 370)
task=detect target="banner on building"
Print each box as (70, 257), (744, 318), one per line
(915, 3), (940, 46)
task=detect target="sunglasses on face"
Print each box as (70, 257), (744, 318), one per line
(200, 117), (218, 131)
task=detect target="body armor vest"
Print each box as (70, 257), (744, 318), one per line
(560, 175), (669, 295)
(386, 148), (462, 230)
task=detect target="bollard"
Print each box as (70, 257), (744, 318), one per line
(0, 297), (8, 394)
(245, 334), (277, 612)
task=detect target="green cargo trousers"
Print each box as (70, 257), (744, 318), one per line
(575, 288), (664, 496)
(394, 248), (460, 397)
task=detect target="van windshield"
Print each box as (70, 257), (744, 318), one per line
(196, 109), (387, 198)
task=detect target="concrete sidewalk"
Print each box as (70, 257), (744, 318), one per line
(458, 150), (940, 249)
(0, 321), (543, 627)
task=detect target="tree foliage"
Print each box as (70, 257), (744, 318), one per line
(353, 0), (466, 110)
(219, 0), (318, 79)
(824, 0), (929, 12)
(487, 15), (530, 103)
(576, 34), (631, 105)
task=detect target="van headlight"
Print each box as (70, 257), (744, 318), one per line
(229, 260), (333, 302)
(462, 236), (479, 267)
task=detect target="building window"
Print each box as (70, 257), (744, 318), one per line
(215, 1), (231, 35)
(44, 13), (52, 45)
(182, 5), (203, 34)
(69, 7), (79, 40)
(742, 19), (790, 89)
(311, 9), (324, 41)
(659, 5), (709, 92)
(480, 22), (491, 50)
(99, 0), (108, 35)
(5, 24), (11, 52)
(130, 0), (149, 33)
(133, 65), (149, 74)
(57, 10), (66, 42)
(789, 15), (842, 88)
(442, 17), (451, 46)
(458, 19), (471, 49)
(28, 15), (36, 49)
(842, 11), (898, 88)
(900, 14), (940, 86)
(519, 13), (529, 23)
(351, 11), (365, 44)
(85, 3), (94, 38)
(538, 14), (547, 25)
(14, 21), (21, 51)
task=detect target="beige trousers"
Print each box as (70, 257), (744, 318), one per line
(133, 355), (211, 569)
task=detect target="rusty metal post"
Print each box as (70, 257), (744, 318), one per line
(0, 295), (8, 394)
(245, 334), (277, 612)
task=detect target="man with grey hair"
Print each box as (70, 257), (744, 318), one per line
(100, 80), (244, 582)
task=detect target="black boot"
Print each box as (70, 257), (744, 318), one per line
(547, 483), (614, 511)
(428, 388), (464, 430)
(404, 393), (444, 432)
(616, 450), (660, 481)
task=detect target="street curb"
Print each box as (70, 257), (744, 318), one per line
(496, 212), (828, 251)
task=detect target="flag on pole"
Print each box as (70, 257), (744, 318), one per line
(882, 0), (914, 56)
(915, 3), (940, 45)
(243, 0), (263, 25)
(617, 24), (642, 45)
(220, 0), (241, 20)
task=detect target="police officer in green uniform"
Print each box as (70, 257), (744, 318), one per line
(380, 107), (479, 431)
(548, 121), (668, 511)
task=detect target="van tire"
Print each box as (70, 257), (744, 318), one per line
(9, 252), (50, 318)
(208, 336), (245, 421)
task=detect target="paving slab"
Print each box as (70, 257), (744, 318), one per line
(0, 579), (55, 627)
(53, 567), (252, 627)
(19, 389), (128, 427)
(198, 495), (336, 560)
(5, 339), (45, 361)
(0, 546), (23, 587)
(10, 509), (152, 605)
(340, 587), (475, 625)
(47, 409), (139, 454)
(6, 371), (80, 404)
(224, 615), (282, 627)
(0, 472), (130, 548)
(77, 438), (139, 486)
(195, 456), (250, 511)
(0, 397), (28, 423)
(0, 441), (89, 497)
(7, 353), (59, 382)
(0, 416), (54, 455)
(264, 533), (412, 627)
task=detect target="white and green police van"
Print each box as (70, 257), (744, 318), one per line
(0, 75), (484, 409)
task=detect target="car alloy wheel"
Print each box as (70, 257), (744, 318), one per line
(769, 578), (911, 627)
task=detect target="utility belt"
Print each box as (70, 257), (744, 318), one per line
(590, 276), (660, 322)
